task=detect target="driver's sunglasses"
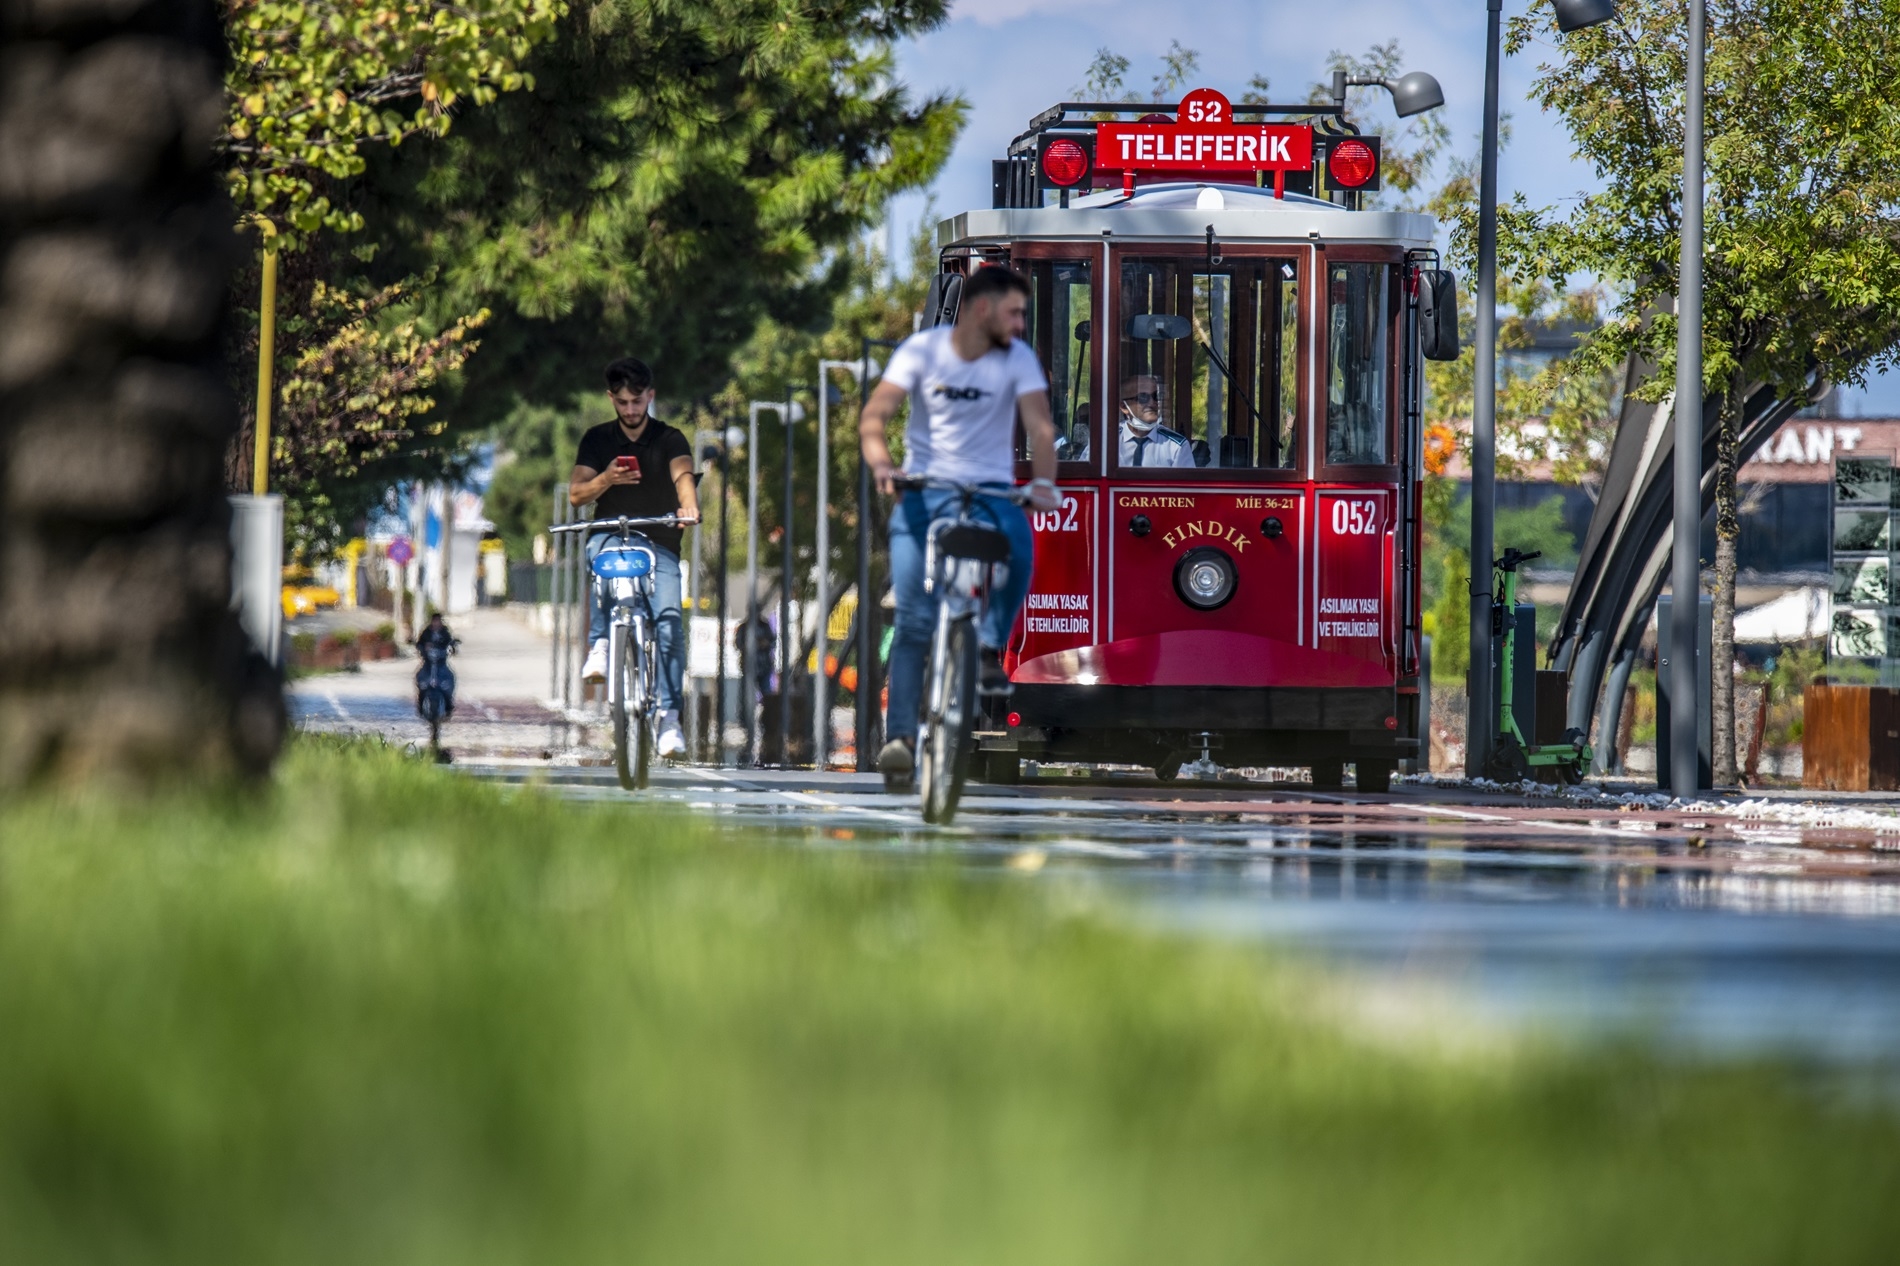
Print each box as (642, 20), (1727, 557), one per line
(1124, 392), (1163, 406)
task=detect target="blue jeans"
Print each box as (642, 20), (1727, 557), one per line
(885, 488), (1034, 744)
(586, 535), (684, 714)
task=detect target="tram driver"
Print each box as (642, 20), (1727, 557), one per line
(1116, 374), (1197, 468)
(859, 264), (1064, 784)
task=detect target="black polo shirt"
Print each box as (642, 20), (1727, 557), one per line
(574, 417), (692, 554)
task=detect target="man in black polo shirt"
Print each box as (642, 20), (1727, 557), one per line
(570, 357), (700, 758)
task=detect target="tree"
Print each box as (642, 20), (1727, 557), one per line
(1503, 0), (1900, 784)
(0, 0), (281, 784)
(220, 0), (563, 241)
(218, 0), (562, 543)
(357, 0), (964, 428)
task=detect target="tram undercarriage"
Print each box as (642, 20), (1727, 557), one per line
(977, 686), (1420, 787)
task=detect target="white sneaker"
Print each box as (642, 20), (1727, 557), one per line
(657, 710), (686, 759)
(581, 639), (609, 683)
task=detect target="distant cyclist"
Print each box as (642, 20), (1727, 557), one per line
(570, 357), (700, 759)
(858, 264), (1062, 783)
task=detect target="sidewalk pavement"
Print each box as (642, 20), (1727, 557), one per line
(289, 606), (610, 761)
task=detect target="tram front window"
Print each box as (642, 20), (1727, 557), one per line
(1021, 259), (1096, 463)
(1326, 262), (1392, 465)
(1116, 257), (1296, 471)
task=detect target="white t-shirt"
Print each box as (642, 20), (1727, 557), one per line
(880, 326), (1049, 485)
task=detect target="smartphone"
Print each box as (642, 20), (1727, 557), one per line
(612, 455), (640, 479)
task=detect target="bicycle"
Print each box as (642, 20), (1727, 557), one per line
(549, 514), (681, 791)
(889, 475), (1032, 824)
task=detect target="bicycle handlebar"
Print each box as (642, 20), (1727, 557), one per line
(889, 474), (1034, 505)
(547, 514), (685, 536)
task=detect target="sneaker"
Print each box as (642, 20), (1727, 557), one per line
(581, 639), (609, 683)
(978, 649), (1014, 697)
(657, 710), (686, 759)
(877, 733), (915, 775)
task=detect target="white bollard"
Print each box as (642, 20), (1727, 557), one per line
(229, 494), (284, 665)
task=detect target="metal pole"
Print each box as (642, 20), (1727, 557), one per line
(549, 483), (563, 702)
(814, 375), (832, 769)
(856, 343), (875, 771)
(1671, 0), (1706, 797)
(746, 403), (762, 764)
(1464, 0), (1504, 779)
(781, 388), (797, 766)
(558, 493), (571, 710)
(686, 440), (703, 761)
(715, 447), (731, 765)
(252, 248), (277, 496)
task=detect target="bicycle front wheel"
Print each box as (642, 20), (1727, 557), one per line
(631, 621), (654, 789)
(920, 617), (978, 825)
(611, 624), (647, 792)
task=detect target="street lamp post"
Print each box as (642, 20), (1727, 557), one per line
(1466, 0), (1618, 779)
(1670, 0), (1705, 796)
(780, 387), (803, 767)
(749, 398), (804, 766)
(745, 402), (775, 764)
(856, 337), (902, 773)
(816, 358), (875, 770)
(1465, 0), (1507, 778)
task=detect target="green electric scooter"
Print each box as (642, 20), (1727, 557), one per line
(1486, 548), (1593, 784)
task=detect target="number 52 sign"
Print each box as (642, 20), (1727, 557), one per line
(1094, 88), (1313, 175)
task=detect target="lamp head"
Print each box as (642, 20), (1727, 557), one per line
(1386, 71), (1445, 118)
(1554, 0), (1617, 33)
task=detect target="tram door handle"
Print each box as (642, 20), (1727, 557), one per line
(1128, 515), (1152, 537)
(1260, 516), (1283, 539)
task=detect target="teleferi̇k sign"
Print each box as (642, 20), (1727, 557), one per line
(1093, 89), (1313, 178)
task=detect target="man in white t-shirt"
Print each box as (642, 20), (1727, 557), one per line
(859, 264), (1062, 784)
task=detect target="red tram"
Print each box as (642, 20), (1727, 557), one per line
(929, 88), (1458, 791)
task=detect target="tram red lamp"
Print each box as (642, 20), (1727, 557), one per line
(1007, 711), (1022, 728)
(1326, 137), (1381, 190)
(1038, 135), (1093, 188)
(1174, 547), (1238, 611)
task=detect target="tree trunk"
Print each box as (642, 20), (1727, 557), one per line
(1710, 374), (1742, 786)
(0, 0), (282, 785)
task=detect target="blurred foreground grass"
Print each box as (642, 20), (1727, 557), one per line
(1, 738), (1896, 1264)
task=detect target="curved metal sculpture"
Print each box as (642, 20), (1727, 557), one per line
(1547, 358), (1807, 770)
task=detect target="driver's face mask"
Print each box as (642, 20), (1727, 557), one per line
(1122, 391), (1161, 435)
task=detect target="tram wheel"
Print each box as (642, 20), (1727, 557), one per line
(1355, 759), (1394, 794)
(1310, 758), (1345, 791)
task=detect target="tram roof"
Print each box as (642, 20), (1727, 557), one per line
(937, 181), (1436, 253)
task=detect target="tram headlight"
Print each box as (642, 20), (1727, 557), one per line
(1173, 547), (1238, 611)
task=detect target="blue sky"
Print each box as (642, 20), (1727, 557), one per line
(886, 0), (1594, 246)
(883, 0), (1900, 413)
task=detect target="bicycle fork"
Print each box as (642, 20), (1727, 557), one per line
(606, 609), (648, 710)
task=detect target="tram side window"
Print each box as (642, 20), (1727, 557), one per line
(1116, 257), (1296, 471)
(1021, 259), (1095, 463)
(1326, 263), (1392, 465)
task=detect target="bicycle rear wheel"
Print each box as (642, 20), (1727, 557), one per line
(920, 617), (978, 824)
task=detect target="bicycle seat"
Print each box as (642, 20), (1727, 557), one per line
(936, 521), (1010, 563)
